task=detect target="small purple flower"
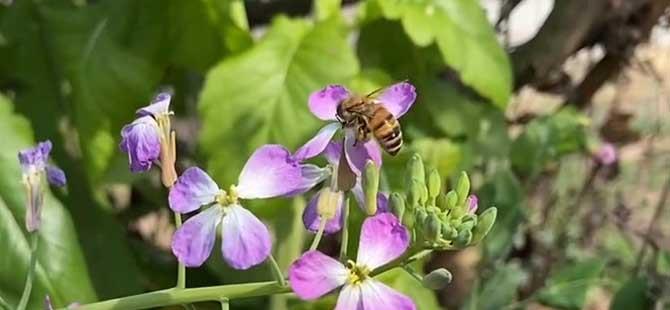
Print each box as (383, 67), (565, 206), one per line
(18, 140), (66, 232)
(468, 195), (478, 214)
(306, 82), (417, 175)
(169, 145), (329, 269)
(289, 213), (416, 310)
(595, 143), (617, 166)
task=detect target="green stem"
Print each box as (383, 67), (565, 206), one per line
(371, 248), (432, 277)
(71, 282), (290, 310)
(339, 198), (350, 260)
(0, 295), (11, 310)
(268, 254), (286, 287)
(219, 298), (229, 310)
(401, 265), (424, 283)
(174, 212), (186, 289)
(17, 233), (39, 310)
(309, 217), (327, 251)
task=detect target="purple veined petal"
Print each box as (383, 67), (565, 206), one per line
(18, 140), (52, 172)
(220, 204), (272, 269)
(293, 123), (340, 161)
(289, 250), (348, 300)
(302, 190), (345, 234)
(335, 284), (363, 310)
(351, 182), (389, 214)
(137, 92), (171, 117)
(236, 145), (304, 199)
(356, 213), (409, 270)
(376, 81), (417, 118)
(468, 195), (478, 214)
(308, 85), (350, 121)
(171, 206), (223, 267)
(119, 116), (161, 173)
(45, 165), (67, 187)
(282, 164), (331, 197)
(324, 141), (343, 167)
(359, 279), (416, 310)
(169, 167), (220, 214)
(344, 130), (382, 176)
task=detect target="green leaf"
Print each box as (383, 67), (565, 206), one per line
(610, 277), (654, 310)
(199, 17), (359, 184)
(0, 96), (97, 308)
(465, 262), (525, 310)
(536, 259), (605, 310)
(374, 0), (512, 107)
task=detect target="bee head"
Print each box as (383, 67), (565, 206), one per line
(336, 98), (355, 123)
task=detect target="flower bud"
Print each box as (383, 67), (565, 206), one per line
(436, 193), (448, 210)
(427, 168), (441, 203)
(407, 153), (425, 185)
(389, 192), (406, 220)
(471, 207), (497, 245)
(422, 268), (452, 290)
(445, 190), (458, 210)
(416, 208), (428, 227)
(362, 160), (380, 215)
(424, 213), (442, 242)
(402, 208), (416, 229)
(456, 171), (470, 206)
(317, 187), (343, 220)
(454, 228), (472, 248)
(441, 221), (457, 240)
(467, 195), (478, 214)
(408, 179), (425, 208)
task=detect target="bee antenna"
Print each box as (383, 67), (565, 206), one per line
(365, 86), (386, 97)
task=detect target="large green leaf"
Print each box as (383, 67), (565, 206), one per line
(610, 277), (654, 310)
(199, 16), (359, 184)
(536, 259), (605, 309)
(0, 96), (96, 308)
(373, 0), (512, 107)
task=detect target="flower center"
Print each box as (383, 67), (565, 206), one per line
(346, 260), (370, 285)
(215, 185), (239, 206)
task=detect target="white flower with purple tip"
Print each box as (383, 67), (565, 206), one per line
(289, 213), (416, 310)
(18, 140), (66, 232)
(306, 82), (417, 175)
(169, 145), (329, 269)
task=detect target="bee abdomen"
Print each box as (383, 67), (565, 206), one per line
(370, 107), (403, 156)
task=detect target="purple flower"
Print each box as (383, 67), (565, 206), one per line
(289, 213), (416, 310)
(169, 145), (329, 269)
(18, 140), (66, 232)
(119, 93), (173, 174)
(301, 141), (389, 235)
(306, 82), (417, 175)
(595, 143), (617, 166)
(468, 195), (478, 214)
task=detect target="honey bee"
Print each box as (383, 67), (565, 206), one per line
(336, 85), (403, 156)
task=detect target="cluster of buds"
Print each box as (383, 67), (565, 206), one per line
(381, 154), (496, 250)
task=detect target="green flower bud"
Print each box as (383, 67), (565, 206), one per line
(407, 153), (425, 185)
(441, 221), (457, 240)
(427, 168), (441, 202)
(363, 160), (379, 215)
(436, 193), (448, 210)
(422, 268), (453, 290)
(389, 192), (406, 220)
(408, 179), (425, 208)
(456, 171), (470, 206)
(471, 207), (497, 245)
(424, 214), (442, 241)
(454, 228), (472, 248)
(446, 190), (458, 210)
(402, 208), (416, 229)
(419, 184), (429, 206)
(416, 208), (428, 227)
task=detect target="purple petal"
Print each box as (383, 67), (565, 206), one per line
(376, 82), (416, 118)
(595, 143), (617, 166)
(169, 167), (220, 213)
(359, 279), (416, 310)
(171, 206), (223, 267)
(324, 141), (343, 167)
(18, 140), (52, 172)
(352, 182), (389, 214)
(220, 205), (272, 269)
(45, 165), (67, 187)
(468, 195), (478, 214)
(335, 285), (363, 310)
(344, 130), (382, 176)
(302, 191), (345, 234)
(282, 164), (330, 197)
(293, 123), (340, 161)
(119, 116), (161, 173)
(308, 85), (350, 121)
(356, 213), (409, 269)
(137, 92), (171, 117)
(237, 145), (305, 199)
(289, 250), (348, 300)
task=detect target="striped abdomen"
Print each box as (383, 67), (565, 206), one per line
(369, 105), (403, 156)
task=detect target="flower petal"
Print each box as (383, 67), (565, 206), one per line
(119, 116), (161, 172)
(171, 206), (223, 267)
(18, 140), (52, 172)
(293, 123), (340, 161)
(220, 205), (272, 269)
(344, 130), (382, 176)
(137, 92), (171, 117)
(309, 85), (350, 121)
(335, 284), (363, 310)
(468, 194), (478, 214)
(289, 250), (348, 300)
(45, 165), (67, 187)
(169, 167), (220, 213)
(356, 213), (409, 269)
(302, 191), (344, 234)
(324, 141), (343, 167)
(359, 279), (416, 310)
(237, 145), (305, 199)
(377, 82), (416, 118)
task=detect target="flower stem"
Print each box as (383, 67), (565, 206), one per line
(370, 248), (433, 277)
(71, 281), (290, 310)
(268, 254), (286, 287)
(309, 217), (327, 251)
(219, 298), (229, 310)
(174, 212), (186, 289)
(401, 265), (423, 283)
(0, 294), (11, 310)
(17, 232), (39, 310)
(339, 198), (350, 261)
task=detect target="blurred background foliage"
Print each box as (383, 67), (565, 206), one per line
(1, 0), (669, 309)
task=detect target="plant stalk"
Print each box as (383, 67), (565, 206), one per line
(339, 198), (350, 260)
(17, 233), (39, 310)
